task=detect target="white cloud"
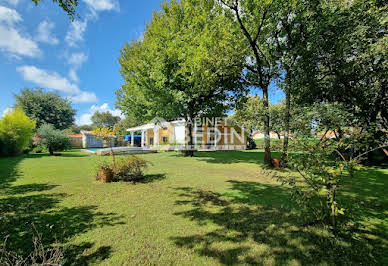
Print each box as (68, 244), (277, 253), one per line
(70, 91), (98, 103)
(17, 65), (80, 94)
(0, 0), (19, 6)
(76, 103), (123, 125)
(65, 19), (87, 47)
(67, 52), (88, 82)
(0, 6), (40, 58)
(35, 20), (59, 45)
(68, 68), (79, 82)
(0, 25), (41, 58)
(68, 52), (88, 67)
(17, 65), (98, 104)
(0, 5), (21, 24)
(83, 0), (119, 12)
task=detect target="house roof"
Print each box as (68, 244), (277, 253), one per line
(68, 134), (82, 138)
(126, 123), (155, 132)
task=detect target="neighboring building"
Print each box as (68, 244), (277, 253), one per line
(68, 133), (82, 148)
(80, 131), (114, 148)
(252, 130), (282, 139)
(126, 118), (248, 150)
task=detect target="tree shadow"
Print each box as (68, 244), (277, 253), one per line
(64, 242), (112, 265)
(171, 181), (380, 265)
(0, 156), (124, 264)
(24, 152), (90, 158)
(193, 151), (281, 165)
(135, 173), (166, 184)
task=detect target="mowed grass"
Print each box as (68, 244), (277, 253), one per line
(0, 150), (387, 265)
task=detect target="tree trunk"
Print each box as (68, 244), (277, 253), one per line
(262, 86), (272, 166)
(49, 147), (54, 156)
(281, 82), (291, 166)
(185, 115), (194, 157)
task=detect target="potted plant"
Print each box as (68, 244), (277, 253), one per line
(96, 161), (114, 183)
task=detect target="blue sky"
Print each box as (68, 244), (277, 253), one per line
(0, 0), (284, 125)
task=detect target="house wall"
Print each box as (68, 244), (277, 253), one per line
(68, 136), (82, 148)
(142, 122), (247, 150)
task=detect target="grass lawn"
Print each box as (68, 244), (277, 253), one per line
(0, 150), (387, 265)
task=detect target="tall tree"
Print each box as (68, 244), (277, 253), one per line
(91, 111), (121, 128)
(220, 0), (281, 166)
(117, 0), (247, 156)
(293, 0), (387, 140)
(272, 0), (307, 165)
(15, 89), (76, 130)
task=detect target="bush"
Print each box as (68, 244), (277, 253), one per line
(95, 156), (149, 182)
(0, 107), (36, 156)
(246, 136), (257, 150)
(113, 156), (149, 181)
(37, 124), (71, 155)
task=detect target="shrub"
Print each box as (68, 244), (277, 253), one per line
(37, 124), (71, 155)
(246, 136), (257, 150)
(0, 107), (36, 156)
(95, 156), (149, 182)
(113, 156), (149, 181)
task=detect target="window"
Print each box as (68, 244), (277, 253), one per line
(196, 137), (203, 145)
(149, 137), (153, 145)
(162, 136), (168, 143)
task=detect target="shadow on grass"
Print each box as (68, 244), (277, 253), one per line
(193, 150), (281, 165)
(0, 155), (124, 264)
(135, 173), (166, 184)
(24, 152), (90, 158)
(171, 180), (382, 265)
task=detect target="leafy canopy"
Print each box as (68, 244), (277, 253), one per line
(117, 0), (247, 123)
(15, 89), (76, 130)
(0, 107), (36, 156)
(91, 111), (121, 128)
(37, 124), (71, 155)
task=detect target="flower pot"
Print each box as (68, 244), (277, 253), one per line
(100, 168), (114, 183)
(272, 158), (281, 168)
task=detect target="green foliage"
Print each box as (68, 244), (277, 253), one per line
(91, 111), (121, 128)
(0, 107), (36, 156)
(113, 156), (149, 182)
(31, 0), (78, 20)
(37, 124), (71, 155)
(232, 95), (288, 138)
(95, 156), (149, 182)
(79, 124), (97, 131)
(276, 103), (387, 233)
(117, 0), (247, 122)
(15, 89), (76, 130)
(64, 124), (81, 135)
(114, 115), (140, 135)
(292, 0), (387, 140)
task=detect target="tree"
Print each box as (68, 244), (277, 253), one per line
(79, 125), (97, 131)
(0, 107), (36, 156)
(15, 89), (76, 130)
(37, 124), (71, 155)
(91, 111), (121, 128)
(220, 0), (282, 166)
(271, 0), (307, 165)
(92, 127), (117, 166)
(232, 95), (265, 133)
(292, 0), (387, 153)
(117, 0), (247, 156)
(269, 103), (285, 139)
(232, 95), (286, 139)
(31, 0), (78, 20)
(115, 115), (140, 135)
